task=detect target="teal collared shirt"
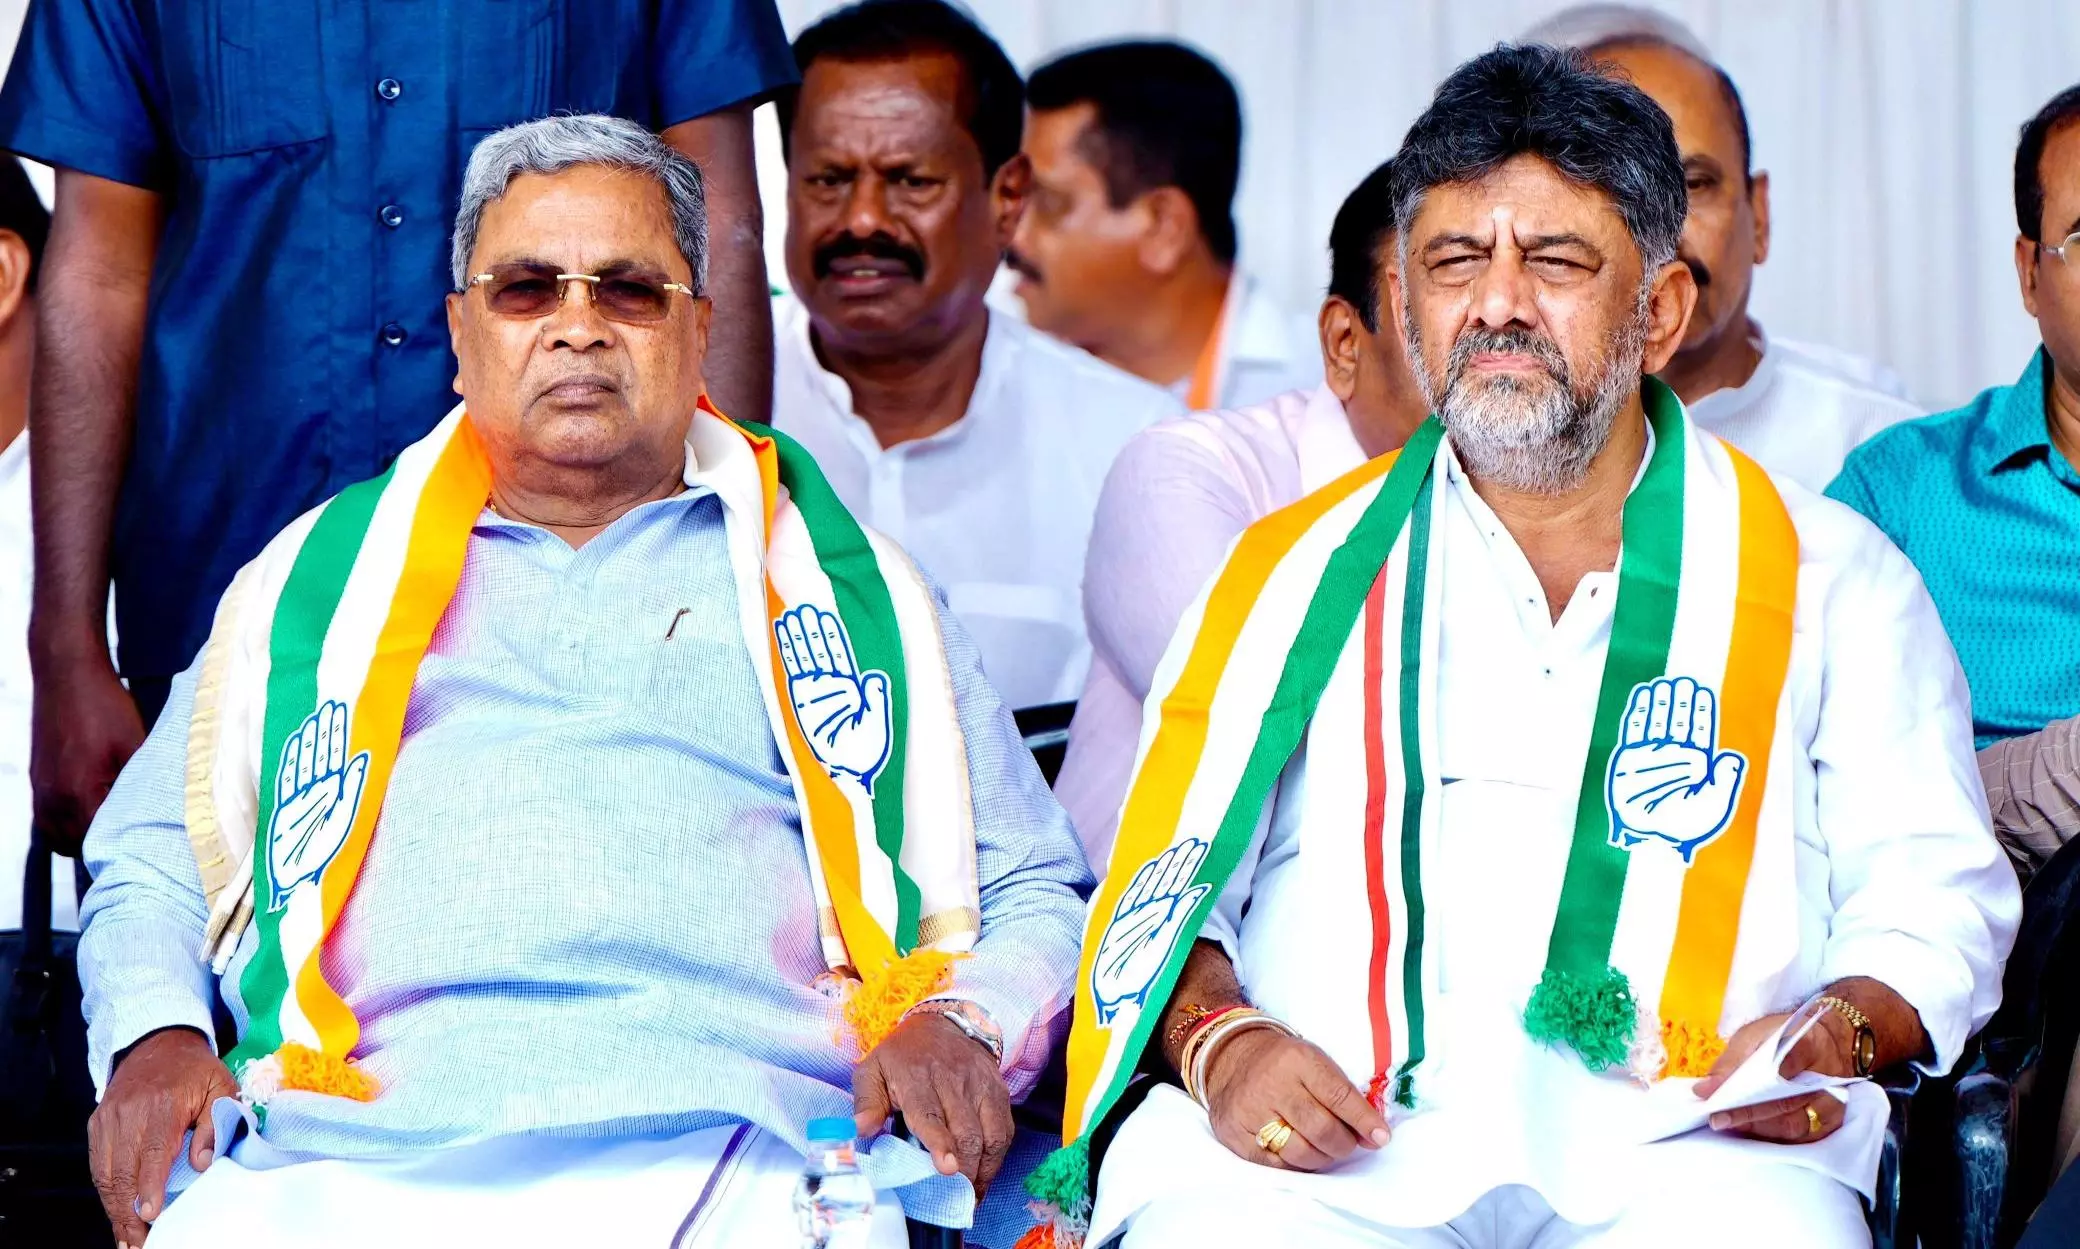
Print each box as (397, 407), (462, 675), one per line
(1828, 348), (2080, 746)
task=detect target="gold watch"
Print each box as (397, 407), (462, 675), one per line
(1816, 995), (1876, 1076)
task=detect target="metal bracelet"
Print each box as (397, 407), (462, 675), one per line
(906, 999), (1005, 1065)
(1189, 1014), (1296, 1107)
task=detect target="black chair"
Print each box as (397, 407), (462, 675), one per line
(890, 1113), (963, 1248)
(0, 832), (102, 1248)
(1013, 702), (1076, 789)
(2014, 1150), (2080, 1248)
(902, 702), (1081, 1249)
(1945, 834), (2080, 1247)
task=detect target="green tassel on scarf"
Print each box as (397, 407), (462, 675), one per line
(1522, 964), (1639, 1072)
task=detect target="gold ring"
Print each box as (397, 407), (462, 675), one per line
(1805, 1104), (1822, 1136)
(1255, 1116), (1295, 1155)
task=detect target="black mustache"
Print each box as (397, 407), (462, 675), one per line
(1685, 256), (1713, 288)
(1004, 248), (1042, 283)
(813, 233), (925, 281)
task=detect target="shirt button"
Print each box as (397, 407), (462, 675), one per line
(375, 77), (403, 101)
(380, 323), (407, 347)
(378, 204), (405, 229)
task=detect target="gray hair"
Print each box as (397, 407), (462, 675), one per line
(450, 114), (708, 293)
(1388, 44), (1687, 274)
(1519, 3), (1714, 61)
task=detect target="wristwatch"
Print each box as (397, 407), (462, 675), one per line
(905, 998), (1005, 1065)
(1816, 995), (1877, 1076)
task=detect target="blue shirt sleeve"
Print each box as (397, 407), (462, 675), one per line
(649, 0), (799, 126)
(1824, 446), (1892, 543)
(0, 0), (172, 189)
(922, 575), (1095, 1102)
(78, 665), (218, 1096)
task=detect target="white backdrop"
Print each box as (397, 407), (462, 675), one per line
(5, 0), (2077, 408)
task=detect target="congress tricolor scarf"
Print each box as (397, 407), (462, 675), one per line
(1025, 381), (1800, 1245)
(181, 400), (978, 1106)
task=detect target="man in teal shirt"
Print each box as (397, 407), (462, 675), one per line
(1830, 83), (2080, 748)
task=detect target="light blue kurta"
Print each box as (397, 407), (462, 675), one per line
(79, 484), (1092, 1226)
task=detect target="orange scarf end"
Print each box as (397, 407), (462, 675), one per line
(845, 948), (966, 1054)
(1658, 1018), (1728, 1079)
(275, 1042), (381, 1101)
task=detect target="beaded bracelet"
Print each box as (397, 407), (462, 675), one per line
(1168, 1002), (1249, 1063)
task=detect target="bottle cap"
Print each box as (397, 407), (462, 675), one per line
(807, 1116), (856, 1142)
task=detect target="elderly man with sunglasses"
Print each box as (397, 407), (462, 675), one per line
(70, 115), (1089, 1249)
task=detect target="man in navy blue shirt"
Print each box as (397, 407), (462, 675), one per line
(0, 1), (797, 853)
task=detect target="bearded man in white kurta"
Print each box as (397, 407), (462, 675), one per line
(1018, 46), (2020, 1249)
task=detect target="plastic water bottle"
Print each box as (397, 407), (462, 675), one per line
(794, 1116), (877, 1248)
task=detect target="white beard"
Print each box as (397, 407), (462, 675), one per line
(1407, 305), (1648, 495)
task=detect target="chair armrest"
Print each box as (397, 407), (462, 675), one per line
(1953, 1069), (2015, 1249)
(1012, 701), (1076, 788)
(1868, 1066), (1917, 1249)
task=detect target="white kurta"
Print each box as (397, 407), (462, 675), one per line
(1061, 385), (1365, 866)
(1686, 326), (1921, 493)
(144, 1119), (913, 1248)
(0, 432), (80, 931)
(772, 297), (1180, 711)
(984, 268), (1323, 414)
(1181, 273), (1324, 412)
(1090, 442), (2019, 1246)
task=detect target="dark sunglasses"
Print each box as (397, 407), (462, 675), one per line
(467, 262), (696, 324)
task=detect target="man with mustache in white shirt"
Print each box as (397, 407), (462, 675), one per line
(769, 0), (1179, 713)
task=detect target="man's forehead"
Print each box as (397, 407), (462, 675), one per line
(797, 53), (971, 154)
(1024, 101), (1097, 164)
(474, 167), (680, 269)
(1409, 156), (1630, 243)
(1595, 41), (1735, 151)
(2044, 118), (2080, 235)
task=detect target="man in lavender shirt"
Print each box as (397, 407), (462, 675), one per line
(1056, 161), (1432, 865)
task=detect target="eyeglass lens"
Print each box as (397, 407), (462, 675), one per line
(478, 264), (679, 323)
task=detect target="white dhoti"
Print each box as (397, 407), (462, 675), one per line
(1120, 1167), (1868, 1248)
(146, 1117), (912, 1248)
(1090, 1023), (1888, 1249)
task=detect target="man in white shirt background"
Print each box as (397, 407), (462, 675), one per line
(772, 0), (1179, 713)
(1010, 40), (1319, 411)
(1056, 159), (1429, 865)
(1527, 4), (1922, 493)
(0, 153), (70, 929)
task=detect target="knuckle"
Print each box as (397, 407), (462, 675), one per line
(954, 1131), (986, 1157)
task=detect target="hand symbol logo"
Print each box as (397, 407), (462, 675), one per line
(1091, 839), (1212, 1026)
(776, 605), (892, 795)
(266, 700), (371, 912)
(1605, 677), (1747, 865)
